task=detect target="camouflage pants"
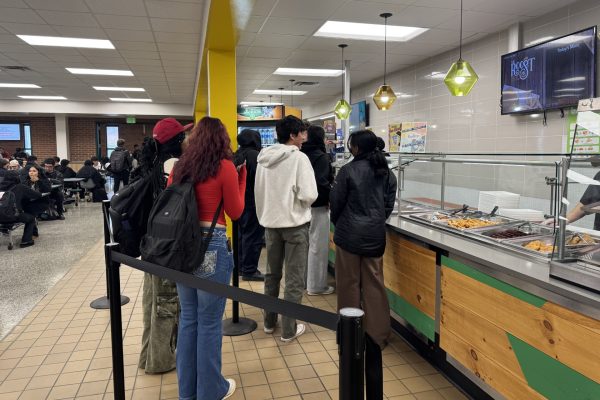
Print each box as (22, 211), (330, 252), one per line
(139, 273), (178, 374)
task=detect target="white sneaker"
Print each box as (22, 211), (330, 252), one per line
(264, 326), (274, 334)
(223, 378), (236, 399)
(281, 323), (306, 343)
(307, 286), (335, 296)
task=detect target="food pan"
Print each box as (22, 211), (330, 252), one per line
(474, 222), (553, 241)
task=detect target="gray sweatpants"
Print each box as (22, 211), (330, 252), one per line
(263, 223), (309, 338)
(307, 206), (330, 293)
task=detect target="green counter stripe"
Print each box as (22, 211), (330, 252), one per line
(441, 256), (546, 308)
(508, 333), (600, 399)
(386, 288), (435, 341)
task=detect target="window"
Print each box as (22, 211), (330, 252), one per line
(106, 125), (119, 157)
(23, 124), (32, 155)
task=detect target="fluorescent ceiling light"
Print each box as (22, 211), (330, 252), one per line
(0, 83), (40, 88)
(240, 101), (282, 106)
(314, 20), (428, 42)
(17, 35), (114, 49)
(274, 68), (343, 77)
(253, 89), (306, 95)
(19, 95), (66, 100)
(525, 36), (553, 47)
(94, 86), (145, 92)
(558, 76), (586, 83)
(109, 98), (152, 102)
(66, 68), (133, 76)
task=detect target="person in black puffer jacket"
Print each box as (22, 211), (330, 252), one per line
(301, 125), (334, 295)
(233, 129), (265, 281)
(0, 170), (41, 247)
(330, 129), (397, 400)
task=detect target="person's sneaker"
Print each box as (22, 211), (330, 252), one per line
(57, 214), (65, 220)
(307, 286), (335, 296)
(19, 241), (34, 248)
(281, 323), (305, 343)
(264, 326), (275, 334)
(242, 271), (264, 281)
(223, 378), (236, 399)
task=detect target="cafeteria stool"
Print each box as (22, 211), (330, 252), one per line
(0, 222), (24, 250)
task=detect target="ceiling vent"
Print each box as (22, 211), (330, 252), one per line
(294, 81), (319, 86)
(0, 66), (32, 72)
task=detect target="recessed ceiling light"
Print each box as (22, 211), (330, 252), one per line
(19, 95), (66, 100)
(94, 86), (145, 92)
(253, 89), (307, 95)
(240, 101), (283, 106)
(314, 20), (428, 42)
(66, 68), (133, 76)
(17, 35), (115, 49)
(109, 98), (152, 102)
(274, 68), (343, 77)
(0, 83), (40, 88)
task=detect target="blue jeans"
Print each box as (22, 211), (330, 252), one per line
(176, 228), (233, 400)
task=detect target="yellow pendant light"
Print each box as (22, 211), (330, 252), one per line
(444, 0), (478, 96)
(334, 44), (351, 120)
(373, 13), (397, 111)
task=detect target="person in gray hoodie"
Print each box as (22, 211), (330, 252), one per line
(254, 116), (318, 342)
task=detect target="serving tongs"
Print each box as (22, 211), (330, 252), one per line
(568, 232), (597, 246)
(448, 204), (470, 216)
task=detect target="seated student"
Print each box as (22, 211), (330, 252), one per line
(0, 158), (8, 178)
(53, 156), (60, 166)
(57, 159), (76, 178)
(7, 159), (20, 171)
(91, 156), (102, 171)
(24, 165), (52, 218)
(43, 158), (65, 219)
(12, 147), (28, 162)
(19, 155), (39, 183)
(0, 171), (41, 247)
(77, 160), (107, 201)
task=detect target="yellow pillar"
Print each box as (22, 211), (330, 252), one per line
(207, 49), (237, 149)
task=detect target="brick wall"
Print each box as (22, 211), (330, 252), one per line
(68, 118), (97, 162)
(0, 117), (55, 160)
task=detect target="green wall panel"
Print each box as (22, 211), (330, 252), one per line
(386, 288), (435, 341)
(508, 333), (600, 400)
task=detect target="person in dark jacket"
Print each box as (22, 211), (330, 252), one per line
(19, 155), (39, 183)
(24, 165), (51, 217)
(57, 159), (76, 178)
(301, 125), (334, 295)
(77, 160), (106, 189)
(110, 139), (133, 193)
(233, 129), (265, 281)
(330, 129), (397, 400)
(0, 171), (40, 247)
(43, 158), (65, 219)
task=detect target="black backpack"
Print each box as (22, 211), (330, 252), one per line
(110, 149), (129, 173)
(109, 167), (162, 257)
(0, 190), (17, 221)
(139, 182), (222, 273)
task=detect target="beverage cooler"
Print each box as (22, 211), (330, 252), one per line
(237, 105), (302, 148)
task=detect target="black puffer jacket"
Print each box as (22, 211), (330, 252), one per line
(234, 129), (261, 208)
(301, 143), (333, 208)
(330, 154), (397, 257)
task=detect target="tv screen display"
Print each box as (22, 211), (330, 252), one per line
(0, 124), (20, 141)
(501, 26), (596, 114)
(349, 101), (368, 133)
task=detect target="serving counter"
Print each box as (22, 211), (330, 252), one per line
(384, 215), (600, 400)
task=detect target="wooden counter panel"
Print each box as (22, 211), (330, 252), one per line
(442, 264), (600, 385)
(440, 328), (546, 400)
(385, 269), (435, 319)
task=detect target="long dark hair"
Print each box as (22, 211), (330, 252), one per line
(171, 116), (232, 184)
(348, 130), (388, 176)
(305, 125), (326, 153)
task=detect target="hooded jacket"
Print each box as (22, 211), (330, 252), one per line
(0, 171), (42, 212)
(254, 144), (318, 228)
(301, 142), (333, 208)
(234, 129), (261, 209)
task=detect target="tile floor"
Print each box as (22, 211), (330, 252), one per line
(0, 237), (470, 400)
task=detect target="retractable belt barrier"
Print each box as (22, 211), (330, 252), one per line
(104, 241), (366, 400)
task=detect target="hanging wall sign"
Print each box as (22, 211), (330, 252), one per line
(388, 123), (402, 152)
(399, 122), (427, 153)
(237, 105), (283, 121)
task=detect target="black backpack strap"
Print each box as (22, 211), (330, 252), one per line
(200, 200), (224, 250)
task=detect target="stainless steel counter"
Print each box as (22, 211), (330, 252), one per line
(386, 215), (600, 320)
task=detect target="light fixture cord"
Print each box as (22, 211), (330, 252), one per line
(341, 46), (344, 96)
(280, 88), (283, 104)
(459, 0), (463, 60)
(290, 80), (293, 107)
(384, 15), (387, 84)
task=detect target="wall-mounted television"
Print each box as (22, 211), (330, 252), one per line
(0, 124), (21, 141)
(501, 26), (597, 115)
(349, 101), (369, 133)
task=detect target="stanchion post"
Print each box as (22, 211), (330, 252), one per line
(338, 307), (365, 400)
(222, 220), (257, 336)
(106, 243), (126, 400)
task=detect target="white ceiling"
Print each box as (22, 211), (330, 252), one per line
(237, 0), (578, 108)
(0, 0), (205, 105)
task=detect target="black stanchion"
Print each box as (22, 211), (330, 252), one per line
(106, 243), (126, 400)
(222, 220), (257, 336)
(338, 307), (365, 400)
(90, 200), (130, 309)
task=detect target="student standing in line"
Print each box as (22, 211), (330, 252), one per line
(233, 128), (265, 281)
(255, 115), (318, 342)
(330, 129), (397, 400)
(301, 125), (335, 295)
(110, 138), (133, 193)
(170, 117), (245, 400)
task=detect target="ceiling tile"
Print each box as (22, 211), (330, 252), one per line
(242, 16), (266, 33)
(250, 0), (277, 16)
(437, 11), (518, 32)
(261, 17), (324, 36)
(37, 10), (100, 27)
(154, 31), (200, 45)
(0, 22), (58, 35)
(329, 1), (410, 25)
(95, 14), (151, 30)
(84, 0), (147, 16)
(156, 43), (198, 53)
(252, 33), (306, 48)
(271, 0), (345, 20)
(145, 0), (203, 19)
(24, 0), (90, 12)
(104, 29), (155, 42)
(150, 18), (202, 33)
(52, 26), (108, 38)
(0, 8), (46, 24)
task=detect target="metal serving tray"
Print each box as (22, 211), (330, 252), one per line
(410, 211), (515, 232)
(474, 222), (554, 241)
(398, 201), (435, 215)
(503, 233), (599, 258)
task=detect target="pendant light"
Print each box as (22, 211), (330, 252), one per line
(373, 13), (397, 111)
(279, 87), (284, 104)
(444, 0), (478, 96)
(289, 79), (295, 107)
(334, 44), (351, 120)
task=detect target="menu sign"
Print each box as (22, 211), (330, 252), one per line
(237, 105), (283, 121)
(388, 123), (402, 152)
(389, 122), (427, 153)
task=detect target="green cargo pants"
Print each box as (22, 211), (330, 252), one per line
(138, 273), (178, 374)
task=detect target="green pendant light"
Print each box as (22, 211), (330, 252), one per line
(334, 44), (351, 120)
(444, 0), (478, 96)
(373, 13), (397, 111)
